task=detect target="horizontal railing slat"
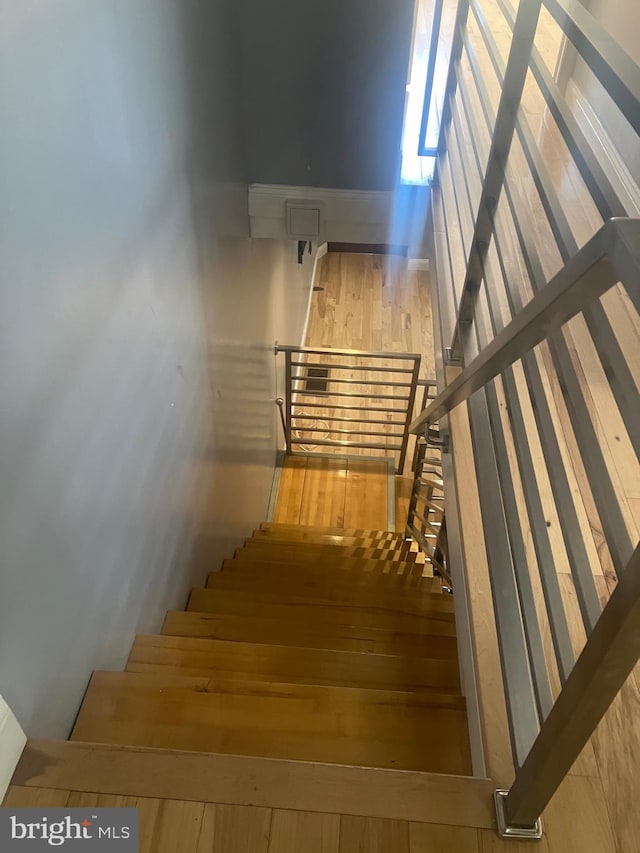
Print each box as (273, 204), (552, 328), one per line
(290, 361), (416, 375)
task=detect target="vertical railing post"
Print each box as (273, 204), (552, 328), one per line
(450, 0), (542, 359)
(398, 356), (422, 474)
(284, 349), (293, 453)
(406, 439), (426, 535)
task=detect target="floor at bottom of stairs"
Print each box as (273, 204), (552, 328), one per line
(272, 455), (396, 531)
(3, 785), (491, 851)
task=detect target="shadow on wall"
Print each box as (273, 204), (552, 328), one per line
(0, 0), (315, 737)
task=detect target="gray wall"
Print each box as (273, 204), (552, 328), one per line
(237, 0), (415, 191)
(0, 0), (314, 737)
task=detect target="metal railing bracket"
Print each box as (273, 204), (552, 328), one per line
(494, 791), (543, 841)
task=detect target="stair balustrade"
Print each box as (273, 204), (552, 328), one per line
(409, 0), (640, 839)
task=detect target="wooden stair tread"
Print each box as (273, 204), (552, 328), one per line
(222, 551), (433, 581)
(196, 579), (453, 613)
(251, 530), (415, 549)
(259, 522), (402, 539)
(13, 740), (495, 827)
(206, 570), (439, 605)
(127, 634), (459, 691)
(187, 588), (454, 631)
(78, 671), (466, 710)
(231, 551), (429, 577)
(240, 540), (425, 563)
(162, 611), (459, 657)
(220, 560), (435, 590)
(228, 555), (442, 595)
(71, 671), (471, 773)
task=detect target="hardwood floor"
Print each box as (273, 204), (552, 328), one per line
(2, 776), (623, 851)
(274, 251), (435, 530)
(308, 252), (434, 365)
(274, 456), (390, 530)
(3, 785), (497, 852)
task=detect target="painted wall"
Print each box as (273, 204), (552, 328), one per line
(0, 0), (314, 737)
(568, 0), (640, 183)
(237, 0), (415, 191)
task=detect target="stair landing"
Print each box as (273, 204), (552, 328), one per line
(272, 455), (394, 530)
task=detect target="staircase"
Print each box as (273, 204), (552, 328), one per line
(7, 520), (493, 842)
(70, 522), (471, 775)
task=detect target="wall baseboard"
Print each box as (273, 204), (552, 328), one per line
(0, 696), (26, 802)
(249, 184), (396, 244)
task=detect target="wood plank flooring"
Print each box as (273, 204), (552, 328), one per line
(274, 456), (390, 529)
(309, 253), (434, 369)
(4, 784), (501, 852)
(1, 774), (624, 851)
(274, 250), (436, 524)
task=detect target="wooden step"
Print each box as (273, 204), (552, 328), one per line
(127, 634), (460, 691)
(212, 560), (433, 602)
(252, 529), (413, 549)
(232, 549), (428, 579)
(71, 671), (471, 773)
(162, 611), (459, 658)
(196, 579), (453, 618)
(220, 559), (434, 590)
(244, 538), (423, 562)
(226, 559), (442, 595)
(187, 588), (454, 632)
(250, 535), (420, 559)
(207, 568), (439, 605)
(259, 522), (403, 540)
(13, 740), (495, 827)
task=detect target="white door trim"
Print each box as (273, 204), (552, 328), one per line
(0, 696), (26, 801)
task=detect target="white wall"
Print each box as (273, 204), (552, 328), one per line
(566, 0), (640, 184)
(0, 0), (314, 737)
